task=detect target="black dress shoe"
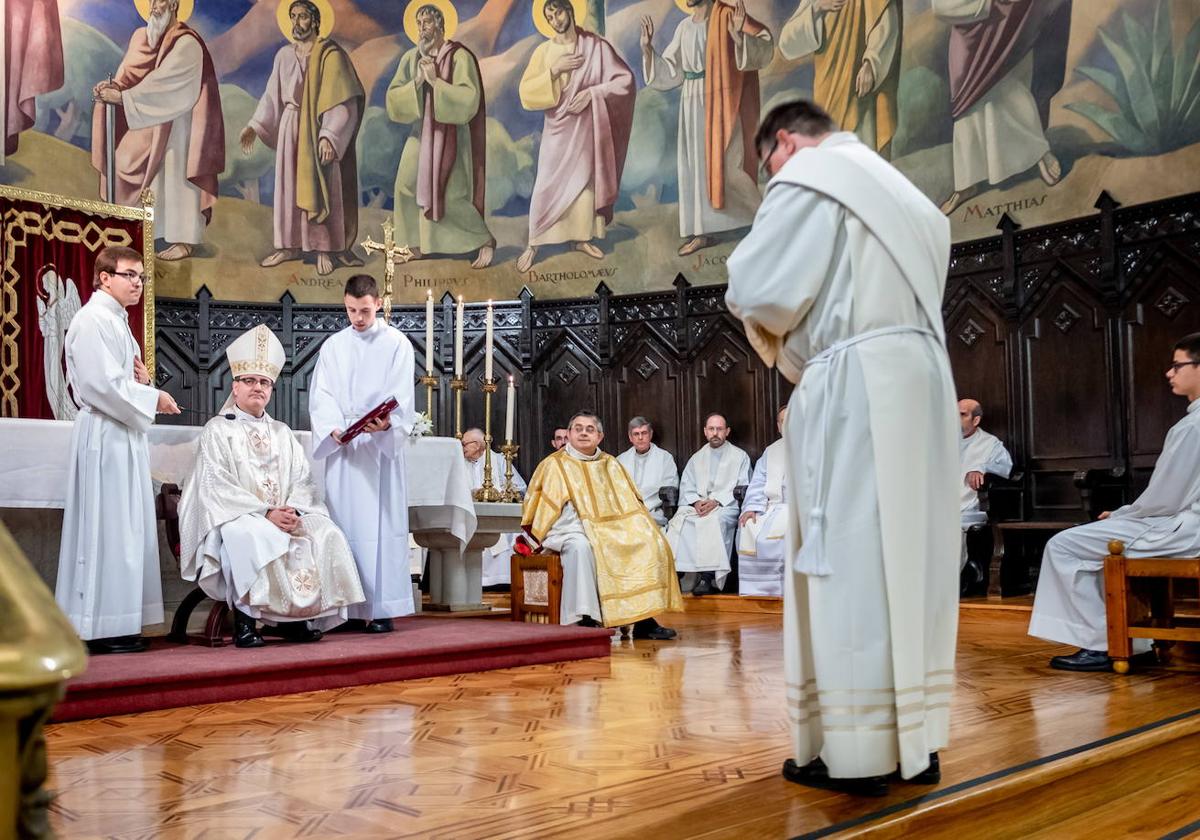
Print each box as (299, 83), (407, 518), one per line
(233, 611), (265, 648)
(576, 616), (602, 628)
(1050, 648), (1112, 672)
(363, 618), (394, 634)
(891, 752), (940, 784)
(86, 635), (149, 655)
(782, 757), (889, 797)
(265, 621), (324, 643)
(691, 577), (716, 596)
(631, 618), (677, 640)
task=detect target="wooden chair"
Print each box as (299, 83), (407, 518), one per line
(988, 467), (1129, 598)
(510, 552), (563, 625)
(157, 482), (229, 646)
(1104, 539), (1200, 674)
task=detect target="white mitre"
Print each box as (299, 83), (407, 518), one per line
(219, 324), (286, 413)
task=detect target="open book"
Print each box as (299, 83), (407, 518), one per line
(338, 396), (398, 444)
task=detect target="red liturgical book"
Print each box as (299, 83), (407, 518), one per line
(338, 396), (398, 444)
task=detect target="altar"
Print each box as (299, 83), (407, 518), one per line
(0, 418), (518, 614)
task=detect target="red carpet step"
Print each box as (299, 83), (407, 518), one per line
(54, 617), (613, 722)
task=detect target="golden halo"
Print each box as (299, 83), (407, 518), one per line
(276, 0), (335, 41)
(134, 0), (194, 23)
(673, 0), (709, 13)
(403, 0), (459, 46)
(532, 0), (588, 39)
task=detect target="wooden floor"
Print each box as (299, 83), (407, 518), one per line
(44, 608), (1200, 839)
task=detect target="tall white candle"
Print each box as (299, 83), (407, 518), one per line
(425, 289), (434, 375)
(505, 375), (515, 443)
(484, 300), (494, 381)
(454, 295), (464, 377)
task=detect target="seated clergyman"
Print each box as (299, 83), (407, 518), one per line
(179, 324), (366, 648)
(736, 406), (789, 597)
(461, 427), (527, 586)
(522, 411), (682, 639)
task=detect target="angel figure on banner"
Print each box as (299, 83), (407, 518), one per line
(35, 264), (81, 420)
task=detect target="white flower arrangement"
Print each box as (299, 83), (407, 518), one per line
(410, 411), (434, 437)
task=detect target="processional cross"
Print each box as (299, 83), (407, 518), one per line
(360, 218), (413, 322)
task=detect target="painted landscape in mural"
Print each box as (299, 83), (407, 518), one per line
(3, 0), (1199, 303)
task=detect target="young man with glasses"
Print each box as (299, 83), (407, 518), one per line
(1030, 332), (1200, 672)
(55, 245), (181, 655)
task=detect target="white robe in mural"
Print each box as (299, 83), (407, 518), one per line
(616, 443), (679, 528)
(726, 132), (960, 780)
(666, 441), (750, 589)
(737, 439), (788, 597)
(179, 407), (364, 629)
(310, 320), (416, 620)
(1029, 400), (1200, 652)
(54, 290), (163, 640)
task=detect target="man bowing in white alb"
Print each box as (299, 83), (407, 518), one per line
(616, 416), (679, 529)
(667, 413), (751, 595)
(737, 405), (789, 597)
(310, 274), (417, 633)
(726, 100), (960, 795)
(461, 427), (527, 586)
(1029, 333), (1200, 672)
(179, 325), (365, 647)
(55, 245), (180, 654)
(958, 398), (1012, 570)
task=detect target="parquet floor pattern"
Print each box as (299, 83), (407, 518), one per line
(45, 610), (1200, 839)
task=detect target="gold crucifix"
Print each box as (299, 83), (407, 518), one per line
(360, 218), (414, 321)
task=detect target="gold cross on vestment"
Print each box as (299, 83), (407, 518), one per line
(360, 218), (414, 321)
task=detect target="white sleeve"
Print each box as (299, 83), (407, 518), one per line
(309, 342), (344, 461)
(932, 0), (992, 24)
(643, 24), (684, 91)
(778, 0), (823, 61)
(680, 456), (700, 505)
(67, 314), (158, 431)
(742, 456), (768, 514)
(121, 36), (203, 130)
(862, 2), (900, 91)
(1111, 422), (1200, 519)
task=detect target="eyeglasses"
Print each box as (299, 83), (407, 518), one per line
(1167, 361), (1200, 373)
(234, 376), (274, 389)
(108, 269), (147, 284)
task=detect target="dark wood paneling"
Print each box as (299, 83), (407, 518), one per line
(153, 191), (1200, 515)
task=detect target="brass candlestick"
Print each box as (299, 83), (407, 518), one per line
(473, 378), (502, 502)
(450, 375), (467, 439)
(418, 373), (438, 427)
(499, 442), (522, 502)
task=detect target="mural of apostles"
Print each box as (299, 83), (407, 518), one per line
(241, 0), (365, 277)
(91, 0), (225, 261)
(517, 0), (635, 273)
(388, 0), (494, 270)
(640, 0), (774, 258)
(778, 0), (900, 159)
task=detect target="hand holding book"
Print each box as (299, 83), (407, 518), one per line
(335, 396), (399, 444)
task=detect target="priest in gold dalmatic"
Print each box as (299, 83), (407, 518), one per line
(522, 411), (682, 639)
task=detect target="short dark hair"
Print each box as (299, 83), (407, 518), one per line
(344, 274), (379, 298)
(703, 412), (728, 428)
(1175, 332), (1200, 363)
(568, 411), (604, 434)
(93, 245), (143, 289)
(754, 100), (837, 159)
(543, 0), (574, 19)
(289, 0), (321, 31)
(416, 4), (444, 28)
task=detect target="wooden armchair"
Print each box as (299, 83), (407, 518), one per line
(1104, 540), (1200, 674)
(157, 482), (229, 646)
(510, 551), (563, 624)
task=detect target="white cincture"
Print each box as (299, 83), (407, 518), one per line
(795, 325), (937, 577)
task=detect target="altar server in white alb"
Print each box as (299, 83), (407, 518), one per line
(55, 245), (180, 654)
(310, 274), (416, 633)
(1029, 333), (1200, 673)
(666, 413), (750, 595)
(726, 100), (960, 796)
(616, 416), (679, 528)
(737, 405), (789, 597)
(461, 427), (527, 586)
(179, 325), (365, 648)
(958, 398), (1012, 569)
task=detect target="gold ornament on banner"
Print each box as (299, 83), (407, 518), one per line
(403, 0), (459, 44)
(134, 0), (195, 22)
(532, 0), (588, 39)
(276, 0), (335, 40)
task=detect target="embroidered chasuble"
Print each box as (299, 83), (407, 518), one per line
(523, 449), (683, 626)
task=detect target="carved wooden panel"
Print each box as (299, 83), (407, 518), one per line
(688, 323), (773, 462)
(945, 293), (1013, 450)
(608, 326), (685, 459)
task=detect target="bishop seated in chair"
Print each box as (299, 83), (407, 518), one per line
(179, 325), (365, 648)
(521, 411), (682, 639)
